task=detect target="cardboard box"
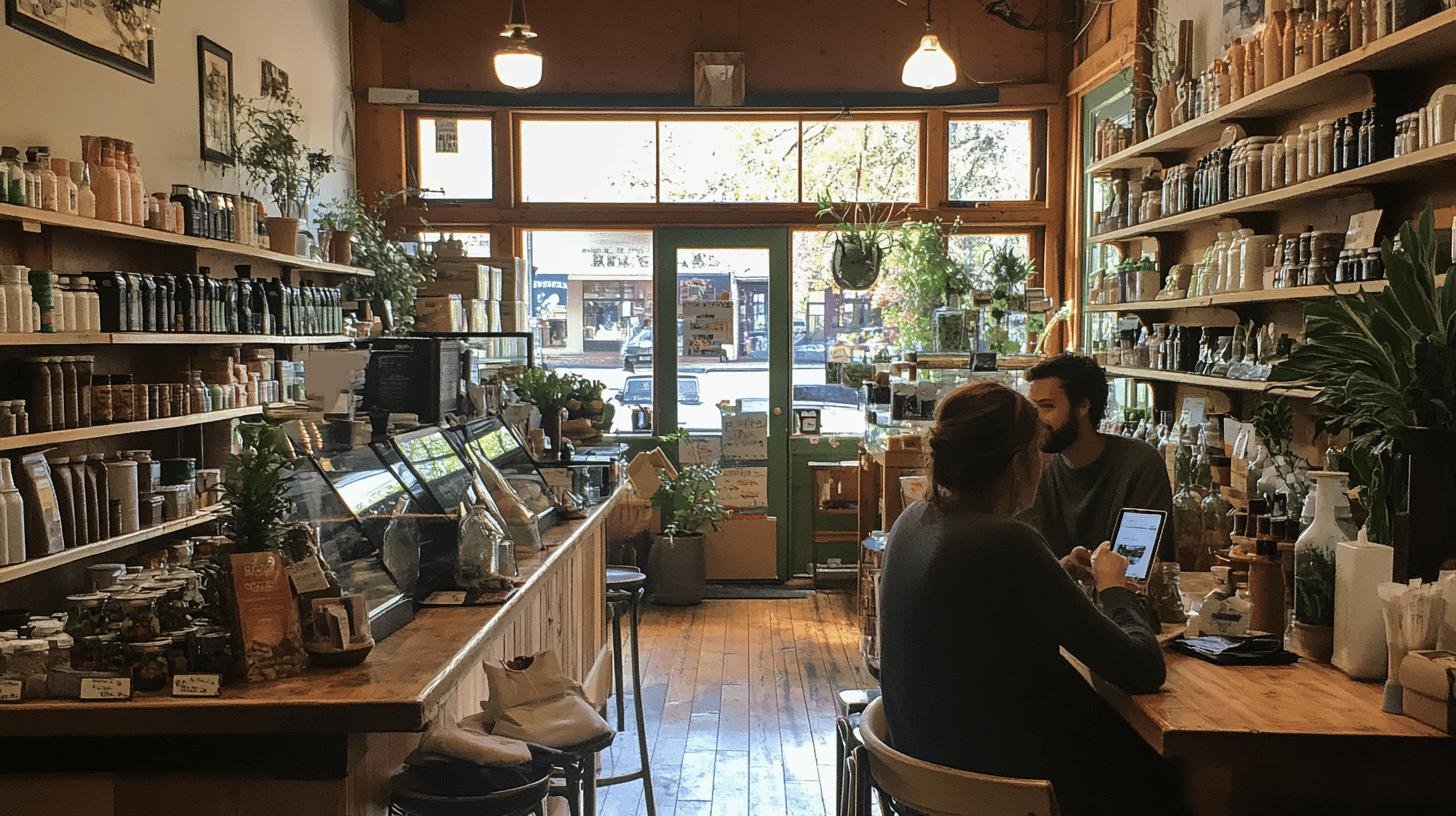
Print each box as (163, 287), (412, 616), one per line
(499, 300), (529, 332)
(414, 295), (465, 332)
(1400, 650), (1456, 733)
(464, 298), (489, 332)
(486, 300), (501, 332)
(482, 256), (528, 302)
(704, 515), (778, 580)
(422, 260), (492, 298)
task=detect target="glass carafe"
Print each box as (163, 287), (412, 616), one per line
(1172, 449), (1206, 571)
(1200, 482), (1234, 570)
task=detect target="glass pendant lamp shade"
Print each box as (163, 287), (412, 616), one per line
(901, 33), (957, 89)
(494, 42), (543, 89)
(494, 0), (542, 89)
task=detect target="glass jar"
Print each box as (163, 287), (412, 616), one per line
(162, 627), (198, 675)
(64, 592), (108, 639)
(1200, 482), (1234, 570)
(143, 580), (190, 631)
(73, 632), (117, 672)
(3, 639), (50, 698)
(190, 629), (233, 678)
(111, 591), (161, 642)
(112, 375), (135, 422)
(1149, 561), (1188, 624)
(125, 639), (171, 692)
(1172, 469), (1206, 571)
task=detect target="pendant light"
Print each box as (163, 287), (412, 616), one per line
(901, 0), (957, 90)
(494, 0), (543, 90)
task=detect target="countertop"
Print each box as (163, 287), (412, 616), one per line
(0, 489), (621, 738)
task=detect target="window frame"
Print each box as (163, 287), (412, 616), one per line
(944, 110), (1047, 206)
(407, 113), (498, 203)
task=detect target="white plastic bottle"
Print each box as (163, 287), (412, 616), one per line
(0, 459), (24, 566)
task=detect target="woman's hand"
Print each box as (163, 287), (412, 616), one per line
(1059, 546), (1094, 585)
(1089, 541), (1130, 592)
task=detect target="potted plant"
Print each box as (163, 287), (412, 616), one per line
(235, 86), (333, 255)
(645, 431), (729, 605)
(877, 217), (963, 350)
(984, 245), (1035, 354)
(1271, 204), (1456, 579)
(321, 190), (438, 334)
(514, 366), (574, 452)
(815, 191), (907, 290)
(1293, 544), (1336, 661)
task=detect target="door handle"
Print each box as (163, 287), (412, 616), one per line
(773, 407), (783, 416)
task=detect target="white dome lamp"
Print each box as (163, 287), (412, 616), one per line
(494, 0), (543, 90)
(901, 0), (958, 90)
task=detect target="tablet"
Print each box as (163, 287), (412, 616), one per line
(1111, 508), (1166, 583)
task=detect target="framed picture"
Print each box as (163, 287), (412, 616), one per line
(6, 0), (157, 82)
(694, 51), (746, 106)
(261, 59), (290, 99)
(197, 36), (235, 165)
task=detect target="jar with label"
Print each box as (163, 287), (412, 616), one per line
(171, 381), (186, 416)
(0, 402), (14, 437)
(73, 632), (115, 672)
(3, 639), (50, 698)
(74, 355), (94, 426)
(126, 639), (171, 692)
(45, 631), (73, 672)
(11, 400), (27, 434)
(190, 629), (233, 678)
(90, 374), (113, 423)
(143, 580), (189, 630)
(64, 593), (108, 639)
(162, 627), (198, 674)
(111, 591), (161, 642)
(27, 357), (54, 432)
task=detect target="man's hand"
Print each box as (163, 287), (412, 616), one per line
(1089, 541), (1131, 592)
(1059, 545), (1094, 585)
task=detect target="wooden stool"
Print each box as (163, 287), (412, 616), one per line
(597, 565), (656, 816)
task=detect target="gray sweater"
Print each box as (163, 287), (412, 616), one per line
(1019, 433), (1174, 559)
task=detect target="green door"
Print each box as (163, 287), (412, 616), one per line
(653, 228), (791, 579)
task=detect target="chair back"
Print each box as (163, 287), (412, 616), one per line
(858, 698), (1058, 816)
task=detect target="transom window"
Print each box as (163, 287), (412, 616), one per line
(947, 116), (1038, 202)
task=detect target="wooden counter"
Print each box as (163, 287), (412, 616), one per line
(0, 489), (620, 816)
(1076, 573), (1456, 815)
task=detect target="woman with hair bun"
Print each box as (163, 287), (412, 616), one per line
(878, 381), (1183, 815)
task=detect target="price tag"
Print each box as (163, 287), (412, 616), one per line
(21, 219), (41, 234)
(422, 591), (468, 606)
(80, 676), (132, 701)
(172, 674), (222, 698)
(286, 558), (332, 594)
(0, 679), (23, 702)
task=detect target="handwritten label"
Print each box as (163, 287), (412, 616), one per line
(681, 300), (734, 356)
(80, 676), (132, 701)
(1345, 209), (1383, 250)
(172, 674), (222, 697)
(1179, 396), (1207, 427)
(0, 679), (23, 702)
(722, 413), (768, 461)
(679, 436), (721, 466)
(21, 219), (41, 234)
(286, 558), (333, 594)
(422, 591), (469, 606)
(716, 466), (769, 509)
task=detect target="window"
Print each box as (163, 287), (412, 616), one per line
(659, 120), (799, 203)
(519, 120), (656, 203)
(416, 231), (492, 257)
(802, 120), (920, 203)
(416, 117), (493, 199)
(947, 117), (1035, 201)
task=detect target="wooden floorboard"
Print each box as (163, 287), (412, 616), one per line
(596, 593), (872, 816)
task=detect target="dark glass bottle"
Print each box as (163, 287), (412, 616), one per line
(175, 270), (193, 332)
(234, 266), (253, 334)
(192, 269), (208, 333)
(137, 274), (156, 332)
(153, 274), (171, 333)
(171, 184), (197, 236)
(251, 277), (270, 334)
(193, 187), (210, 238)
(266, 279), (287, 336)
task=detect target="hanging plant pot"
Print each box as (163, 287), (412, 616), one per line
(831, 238), (884, 290)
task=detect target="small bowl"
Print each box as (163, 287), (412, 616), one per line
(304, 638), (375, 668)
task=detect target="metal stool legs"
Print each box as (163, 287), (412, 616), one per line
(598, 586), (656, 816)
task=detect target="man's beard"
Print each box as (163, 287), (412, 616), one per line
(1041, 415), (1080, 454)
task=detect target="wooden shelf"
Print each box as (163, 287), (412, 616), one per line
(0, 202), (373, 278)
(1106, 365), (1320, 398)
(0, 332), (355, 347)
(0, 509), (220, 583)
(1085, 278), (1404, 312)
(0, 405), (264, 452)
(1087, 8), (1456, 173)
(1091, 140), (1456, 244)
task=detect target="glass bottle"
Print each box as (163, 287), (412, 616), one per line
(94, 138), (122, 223)
(114, 144), (133, 226)
(29, 148), (58, 212)
(1172, 447), (1206, 571)
(49, 455), (78, 550)
(1200, 482), (1234, 571)
(1293, 471), (1348, 656)
(125, 144), (146, 227)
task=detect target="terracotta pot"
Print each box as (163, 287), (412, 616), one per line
(266, 217), (300, 256)
(1294, 622), (1334, 663)
(328, 229), (354, 265)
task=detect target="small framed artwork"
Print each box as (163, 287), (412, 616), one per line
(261, 59), (290, 99)
(197, 36), (235, 165)
(694, 52), (746, 107)
(6, 0), (158, 82)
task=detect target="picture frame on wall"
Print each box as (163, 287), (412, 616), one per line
(197, 35), (236, 166)
(5, 0), (158, 82)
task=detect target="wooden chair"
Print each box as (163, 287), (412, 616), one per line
(857, 698), (1059, 816)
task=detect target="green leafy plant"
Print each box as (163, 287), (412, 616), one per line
(815, 191), (906, 264)
(220, 423), (295, 553)
(1271, 204), (1456, 542)
(320, 190), (438, 333)
(234, 87), (332, 219)
(1294, 546), (1337, 626)
(649, 430), (728, 537)
(985, 245), (1035, 354)
(513, 366), (575, 411)
(878, 217), (963, 350)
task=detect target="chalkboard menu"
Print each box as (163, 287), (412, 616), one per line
(363, 337), (464, 422)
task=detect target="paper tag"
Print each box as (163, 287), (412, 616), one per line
(435, 118), (459, 153)
(21, 219), (41, 234)
(286, 558), (332, 594)
(80, 677), (132, 701)
(1345, 209), (1383, 251)
(172, 674), (222, 697)
(423, 591), (469, 606)
(0, 679), (23, 702)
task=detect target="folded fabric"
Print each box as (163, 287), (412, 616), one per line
(1171, 634), (1300, 666)
(406, 719), (533, 767)
(475, 650), (614, 749)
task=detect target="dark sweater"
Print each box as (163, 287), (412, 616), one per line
(1020, 433), (1174, 559)
(879, 501), (1172, 815)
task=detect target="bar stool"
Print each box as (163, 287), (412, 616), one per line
(834, 688), (880, 816)
(598, 565), (656, 816)
(390, 766), (551, 816)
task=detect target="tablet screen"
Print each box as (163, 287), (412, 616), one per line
(1112, 509), (1164, 582)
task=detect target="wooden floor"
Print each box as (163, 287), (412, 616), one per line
(595, 593), (876, 816)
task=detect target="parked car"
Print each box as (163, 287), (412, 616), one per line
(621, 329), (653, 372)
(613, 375), (702, 406)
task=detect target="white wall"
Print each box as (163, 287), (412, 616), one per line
(0, 0), (354, 220)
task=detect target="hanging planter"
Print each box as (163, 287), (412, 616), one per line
(831, 238), (884, 290)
